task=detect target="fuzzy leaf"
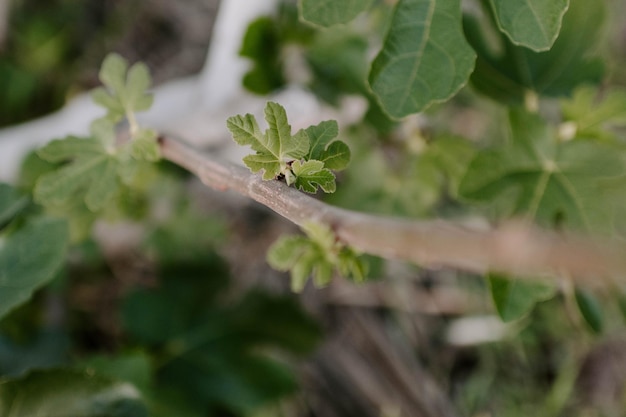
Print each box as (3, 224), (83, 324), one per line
(130, 129), (160, 162)
(267, 236), (313, 271)
(369, 0), (476, 117)
(227, 102), (309, 179)
(561, 86), (626, 140)
(0, 369), (148, 417)
(292, 160), (336, 193)
(94, 53), (153, 121)
(299, 0), (374, 27)
(489, 273), (555, 322)
(489, 0), (569, 51)
(459, 109), (625, 233)
(0, 217), (68, 320)
(35, 137), (120, 212)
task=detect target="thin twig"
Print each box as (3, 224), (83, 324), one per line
(159, 135), (626, 286)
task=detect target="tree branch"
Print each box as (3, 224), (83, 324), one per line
(159, 135), (626, 286)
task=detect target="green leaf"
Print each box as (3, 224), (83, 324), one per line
(306, 120), (339, 160)
(489, 0), (569, 51)
(561, 85), (626, 141)
(240, 17), (285, 95)
(575, 288), (603, 333)
(94, 53), (154, 121)
(0, 217), (68, 320)
(79, 353), (153, 396)
(227, 102), (309, 179)
(0, 183), (28, 228)
(0, 369), (148, 417)
(35, 136), (125, 212)
(267, 236), (312, 271)
(488, 273), (555, 322)
(130, 129), (161, 162)
(459, 109), (625, 233)
(292, 160), (336, 193)
(320, 141), (351, 171)
(466, 0), (604, 104)
(299, 0), (374, 27)
(368, 0), (476, 117)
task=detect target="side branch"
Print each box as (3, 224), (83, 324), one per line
(159, 136), (626, 286)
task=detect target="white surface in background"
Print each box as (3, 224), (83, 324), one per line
(0, 0), (366, 181)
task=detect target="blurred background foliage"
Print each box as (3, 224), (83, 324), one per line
(2, 0), (626, 416)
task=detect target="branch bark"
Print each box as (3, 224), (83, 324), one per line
(159, 135), (626, 286)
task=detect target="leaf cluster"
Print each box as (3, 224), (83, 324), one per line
(33, 53), (160, 231)
(267, 222), (367, 292)
(227, 102), (349, 193)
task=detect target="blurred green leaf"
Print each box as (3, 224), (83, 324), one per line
(489, 0), (569, 51)
(92, 53), (153, 122)
(0, 369), (148, 417)
(574, 288), (603, 333)
(35, 138), (120, 212)
(561, 85), (626, 141)
(240, 17), (286, 95)
(0, 184), (28, 228)
(79, 353), (153, 396)
(466, 0), (604, 104)
(489, 273), (555, 322)
(459, 109), (625, 233)
(369, 0), (476, 117)
(299, 0), (374, 26)
(0, 217), (68, 320)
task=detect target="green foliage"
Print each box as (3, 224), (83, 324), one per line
(227, 102), (349, 193)
(560, 85), (626, 141)
(369, 0), (476, 118)
(489, 0), (569, 51)
(0, 217), (68, 320)
(268, 222), (367, 291)
(488, 274), (555, 322)
(459, 109), (625, 233)
(0, 369), (148, 417)
(574, 288), (604, 333)
(34, 53), (160, 224)
(299, 0), (374, 27)
(466, 0), (604, 105)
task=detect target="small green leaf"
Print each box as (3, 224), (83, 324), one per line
(90, 118), (117, 148)
(291, 249), (321, 292)
(299, 0), (374, 27)
(0, 369), (148, 417)
(267, 236), (312, 271)
(489, 0), (569, 51)
(37, 136), (103, 163)
(306, 120), (339, 160)
(575, 288), (603, 333)
(292, 160), (336, 193)
(369, 0), (476, 117)
(227, 102), (310, 179)
(130, 129), (160, 162)
(0, 217), (68, 320)
(95, 53), (154, 120)
(488, 273), (555, 322)
(320, 140), (350, 171)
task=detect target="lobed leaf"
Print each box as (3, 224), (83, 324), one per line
(306, 120), (339, 160)
(264, 102), (309, 160)
(459, 109), (625, 233)
(299, 0), (374, 27)
(35, 136), (126, 212)
(320, 140), (350, 171)
(368, 0), (476, 118)
(561, 86), (626, 140)
(292, 160), (336, 193)
(0, 217), (68, 320)
(489, 0), (569, 51)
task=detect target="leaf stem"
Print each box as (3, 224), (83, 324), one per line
(158, 135), (626, 286)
